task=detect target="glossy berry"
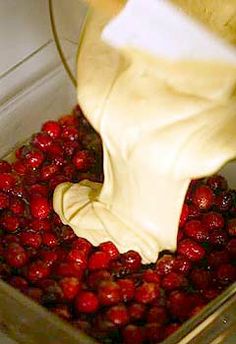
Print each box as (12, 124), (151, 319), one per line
(209, 229), (228, 247)
(72, 237), (92, 256)
(128, 303), (146, 321)
(0, 173), (16, 191)
(121, 250), (142, 272)
(192, 185), (214, 211)
(99, 241), (120, 261)
(9, 198), (25, 215)
(88, 251), (110, 271)
(0, 192), (10, 209)
(177, 239), (205, 262)
(190, 269), (211, 290)
(1, 214), (20, 232)
(215, 191), (232, 212)
(42, 120), (62, 139)
(162, 272), (187, 291)
(4, 243), (28, 268)
(202, 212), (224, 231)
(156, 255), (175, 275)
(42, 232), (58, 247)
(143, 269), (161, 284)
(33, 132), (53, 151)
(146, 306), (167, 325)
(184, 220), (209, 242)
(135, 283), (159, 304)
(207, 175), (228, 191)
(30, 195), (50, 219)
(27, 260), (50, 283)
(217, 264), (236, 285)
(75, 291), (99, 313)
(25, 150), (44, 169)
(98, 281), (121, 306)
(106, 304), (129, 326)
(0, 160), (12, 173)
(174, 256), (192, 275)
(179, 204), (189, 227)
(20, 231), (42, 249)
(66, 248), (87, 269)
(59, 277), (80, 301)
(72, 150), (93, 171)
(227, 239), (236, 258)
(40, 164), (60, 181)
(122, 325), (144, 344)
(117, 279), (135, 302)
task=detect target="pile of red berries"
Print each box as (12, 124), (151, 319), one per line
(0, 105), (235, 344)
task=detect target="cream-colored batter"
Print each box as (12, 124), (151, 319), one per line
(54, 0), (236, 263)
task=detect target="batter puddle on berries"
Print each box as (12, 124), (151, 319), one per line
(0, 107), (235, 344)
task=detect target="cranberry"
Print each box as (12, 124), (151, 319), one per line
(208, 250), (229, 268)
(63, 141), (80, 157)
(207, 175), (228, 191)
(106, 304), (129, 326)
(12, 160), (28, 175)
(1, 214), (20, 232)
(55, 262), (83, 279)
(188, 204), (201, 219)
(184, 220), (209, 242)
(191, 269), (211, 290)
(0, 160), (12, 173)
(40, 164), (60, 181)
(128, 303), (146, 321)
(179, 204), (189, 227)
(203, 288), (220, 301)
(135, 283), (159, 304)
(177, 229), (184, 242)
(30, 219), (51, 232)
(121, 250), (142, 272)
(162, 272), (187, 291)
(87, 270), (111, 289)
(41, 232), (58, 247)
(177, 239), (205, 262)
(59, 277), (80, 301)
(58, 225), (76, 242)
(20, 231), (42, 249)
(215, 191), (232, 212)
(30, 195), (50, 219)
(227, 218), (236, 236)
(61, 126), (79, 141)
(99, 241), (120, 261)
(155, 255), (175, 275)
(217, 264), (236, 285)
(72, 237), (92, 256)
(42, 120), (62, 139)
(122, 325), (144, 344)
(28, 184), (48, 197)
(98, 281), (121, 306)
(33, 132), (53, 151)
(88, 251), (110, 271)
(143, 269), (161, 284)
(27, 260), (50, 283)
(164, 323), (180, 338)
(146, 306), (167, 325)
(59, 114), (79, 127)
(66, 248), (87, 269)
(24, 287), (43, 303)
(47, 142), (63, 157)
(202, 212), (224, 231)
(0, 173), (16, 191)
(192, 185), (214, 211)
(0, 192), (10, 209)
(174, 256), (192, 275)
(209, 229), (228, 247)
(117, 279), (135, 302)
(40, 249), (58, 267)
(75, 291), (99, 313)
(168, 291), (192, 319)
(4, 243), (28, 268)
(72, 150), (93, 171)
(9, 198), (25, 215)
(25, 150), (44, 169)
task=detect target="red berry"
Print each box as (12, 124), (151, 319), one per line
(106, 304), (129, 326)
(193, 185), (214, 210)
(128, 303), (146, 321)
(121, 250), (142, 272)
(135, 283), (160, 304)
(42, 232), (58, 247)
(28, 184), (48, 197)
(227, 239), (236, 258)
(0, 173), (16, 191)
(9, 198), (25, 215)
(0, 192), (10, 209)
(59, 277), (80, 301)
(1, 214), (20, 232)
(72, 237), (92, 256)
(42, 120), (62, 139)
(12, 160), (28, 175)
(25, 150), (44, 169)
(99, 241), (120, 261)
(9, 276), (28, 291)
(55, 261), (83, 279)
(88, 251), (110, 271)
(144, 323), (162, 342)
(143, 269), (161, 284)
(117, 279), (135, 302)
(75, 291), (99, 313)
(184, 220), (209, 242)
(27, 260), (50, 283)
(47, 142), (63, 157)
(33, 132), (53, 151)
(155, 255), (175, 275)
(209, 229), (228, 247)
(188, 204), (201, 219)
(63, 141), (80, 157)
(207, 175), (228, 191)
(87, 270), (111, 289)
(164, 323), (180, 338)
(4, 243), (28, 268)
(202, 212), (224, 231)
(40, 249), (58, 267)
(61, 126), (79, 141)
(98, 281), (121, 306)
(67, 248), (87, 269)
(122, 325), (144, 344)
(30, 195), (50, 219)
(179, 204), (189, 227)
(72, 150), (93, 171)
(20, 231), (42, 249)
(168, 291), (192, 319)
(40, 164), (60, 181)
(215, 191), (232, 212)
(59, 114), (79, 127)
(162, 272), (187, 291)
(208, 250), (229, 268)
(174, 256), (192, 275)
(178, 239), (205, 262)
(30, 219), (51, 232)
